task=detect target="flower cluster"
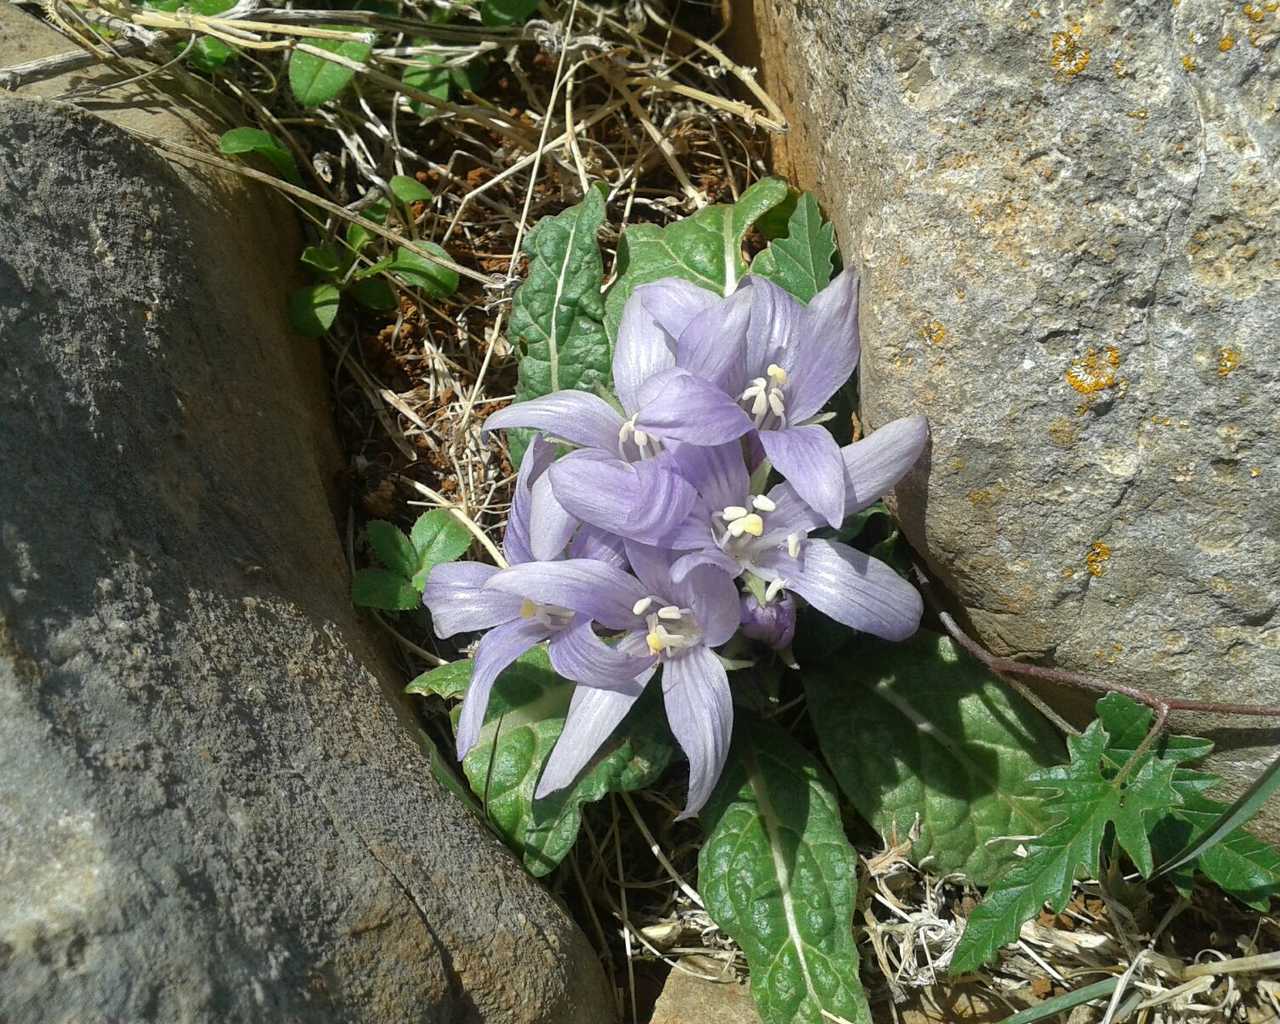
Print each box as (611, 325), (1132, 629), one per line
(424, 270), (928, 817)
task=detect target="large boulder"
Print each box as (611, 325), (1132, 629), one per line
(745, 1), (1280, 820)
(0, 44), (613, 1024)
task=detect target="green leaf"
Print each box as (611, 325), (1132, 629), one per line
(365, 520), (418, 577)
(300, 243), (342, 277)
(287, 283), (341, 336)
(389, 174), (433, 205)
(461, 647), (671, 876)
(189, 35), (233, 73)
(603, 176), (789, 341)
(805, 632), (1063, 886)
(351, 568), (420, 610)
(479, 0), (540, 27)
(390, 243), (459, 298)
(347, 276), (398, 311)
(750, 193), (837, 303)
(402, 47), (451, 116)
(699, 717), (872, 1024)
(950, 720), (1181, 973)
(218, 127), (301, 185)
(288, 28), (372, 107)
(409, 510), (472, 589)
(406, 658), (472, 701)
(505, 185), (609, 461)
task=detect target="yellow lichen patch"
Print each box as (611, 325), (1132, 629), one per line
(1127, 108), (1149, 119)
(1048, 417), (1078, 447)
(1219, 35), (1237, 50)
(1085, 541), (1112, 577)
(1218, 347), (1242, 376)
(1251, 467), (1262, 477)
(1182, 54), (1198, 72)
(1061, 566), (1076, 579)
(1243, 2), (1265, 20)
(1050, 25), (1091, 77)
(1113, 58), (1128, 77)
(1066, 345), (1121, 395)
(922, 319), (948, 345)
(967, 488), (993, 506)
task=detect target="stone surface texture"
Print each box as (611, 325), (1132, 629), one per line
(747, 0), (1280, 820)
(0, 16), (614, 1021)
(649, 961), (759, 1024)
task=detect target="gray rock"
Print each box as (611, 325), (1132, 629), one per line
(0, 92), (613, 1023)
(749, 1), (1280, 825)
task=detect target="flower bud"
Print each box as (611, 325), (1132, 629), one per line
(739, 592), (796, 650)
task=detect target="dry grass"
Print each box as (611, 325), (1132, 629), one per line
(14, 0), (1280, 1020)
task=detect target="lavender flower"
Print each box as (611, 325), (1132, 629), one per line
(485, 544), (740, 817)
(422, 436), (626, 758)
(739, 592), (796, 650)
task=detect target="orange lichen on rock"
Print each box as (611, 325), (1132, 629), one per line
(1243, 2), (1265, 21)
(1182, 54), (1198, 72)
(922, 319), (948, 345)
(1066, 345), (1121, 394)
(1086, 541), (1112, 577)
(1050, 25), (1091, 77)
(1218, 347), (1241, 376)
(1220, 35), (1236, 50)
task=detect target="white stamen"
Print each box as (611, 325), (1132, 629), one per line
(633, 428), (649, 448)
(768, 390), (786, 418)
(656, 605), (682, 620)
(787, 532), (803, 559)
(752, 494), (776, 513)
(751, 392), (769, 420)
(726, 513), (764, 538)
(765, 577), (787, 602)
(632, 596), (654, 616)
(722, 505), (748, 521)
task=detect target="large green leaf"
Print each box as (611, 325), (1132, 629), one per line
(950, 719), (1181, 973)
(350, 568), (420, 611)
(603, 176), (788, 341)
(460, 647), (671, 876)
(288, 30), (372, 107)
(699, 718), (872, 1024)
(749, 192), (837, 303)
(406, 659), (472, 701)
(805, 632), (1063, 886)
(505, 185), (610, 462)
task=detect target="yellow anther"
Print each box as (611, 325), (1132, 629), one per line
(766, 363), (788, 386)
(739, 513), (765, 537)
(520, 598), (538, 619)
(646, 631), (665, 655)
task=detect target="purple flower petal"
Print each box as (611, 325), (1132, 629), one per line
(569, 525), (629, 569)
(484, 559), (647, 630)
(739, 592), (796, 650)
(662, 646), (733, 818)
(670, 441), (749, 513)
(674, 286), (751, 393)
(503, 435), (558, 564)
(622, 540), (677, 599)
(535, 683), (645, 798)
(670, 547), (740, 584)
(779, 539), (922, 641)
(782, 269), (860, 422)
(548, 618), (657, 691)
(637, 277), (721, 342)
(759, 424), (846, 527)
(635, 368), (753, 446)
(456, 617), (550, 757)
(614, 280), (709, 414)
(744, 275), (803, 378)
(673, 563), (742, 647)
(548, 454), (698, 547)
(484, 391), (624, 455)
(424, 561), (524, 637)
(527, 471), (579, 561)
(844, 415), (929, 513)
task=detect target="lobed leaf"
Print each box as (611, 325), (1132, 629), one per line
(603, 176), (789, 341)
(699, 717), (872, 1024)
(805, 632), (1063, 885)
(750, 192), (838, 303)
(288, 29), (372, 107)
(351, 568), (420, 611)
(506, 184), (610, 462)
(366, 520), (418, 578)
(950, 720), (1180, 973)
(460, 647), (671, 876)
(409, 510), (472, 589)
